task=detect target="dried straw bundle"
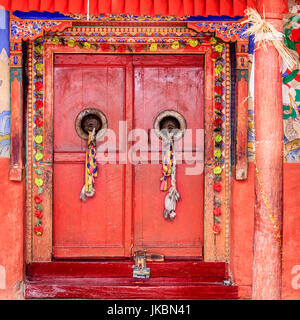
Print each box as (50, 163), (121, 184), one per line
(242, 8), (297, 70)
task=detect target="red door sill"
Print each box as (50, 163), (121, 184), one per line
(25, 261), (239, 300)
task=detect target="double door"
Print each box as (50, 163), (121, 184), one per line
(53, 54), (204, 259)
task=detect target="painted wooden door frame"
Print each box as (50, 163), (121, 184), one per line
(33, 42), (215, 261)
(8, 17), (249, 263)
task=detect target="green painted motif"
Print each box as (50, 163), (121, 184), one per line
(10, 68), (22, 82)
(283, 105), (297, 119)
(34, 177), (43, 187)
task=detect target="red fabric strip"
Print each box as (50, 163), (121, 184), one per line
(205, 0), (219, 15)
(220, 0), (233, 16)
(11, 0), (28, 11)
(83, 0), (96, 14)
(246, 0), (257, 9)
(98, 0), (111, 14)
(0, 0), (289, 16)
(111, 0), (125, 14)
(194, 0), (205, 15)
(169, 0), (183, 16)
(233, 0), (246, 16)
(88, 0), (98, 15)
(183, 0), (194, 15)
(153, 0), (168, 15)
(256, 0), (287, 15)
(28, 0), (40, 11)
(53, 0), (68, 13)
(140, 0), (153, 15)
(125, 0), (140, 15)
(68, 0), (84, 14)
(40, 0), (54, 12)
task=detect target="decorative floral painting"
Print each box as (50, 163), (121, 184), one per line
(283, 14), (300, 162)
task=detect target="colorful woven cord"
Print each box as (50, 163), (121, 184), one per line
(160, 135), (180, 221)
(85, 130), (98, 192)
(160, 142), (174, 191)
(80, 129), (98, 202)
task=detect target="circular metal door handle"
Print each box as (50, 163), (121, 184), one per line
(153, 110), (187, 141)
(75, 108), (108, 141)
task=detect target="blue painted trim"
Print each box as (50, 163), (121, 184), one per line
(187, 15), (243, 21)
(248, 34), (255, 54)
(13, 10), (243, 22)
(13, 10), (74, 20)
(0, 9), (10, 56)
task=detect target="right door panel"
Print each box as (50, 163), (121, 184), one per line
(133, 55), (205, 258)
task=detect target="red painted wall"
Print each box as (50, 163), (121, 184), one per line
(230, 163), (300, 300)
(282, 164), (300, 300)
(0, 158), (24, 299)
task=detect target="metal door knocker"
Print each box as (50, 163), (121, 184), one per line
(154, 110), (187, 221)
(75, 108), (108, 141)
(153, 110), (186, 142)
(81, 114), (102, 135)
(75, 108), (108, 202)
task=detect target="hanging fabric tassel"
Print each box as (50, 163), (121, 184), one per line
(80, 128), (98, 202)
(242, 8), (297, 70)
(160, 143), (173, 191)
(160, 133), (180, 221)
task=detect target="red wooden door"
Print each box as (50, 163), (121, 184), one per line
(133, 55), (204, 257)
(53, 55), (132, 258)
(52, 54), (204, 259)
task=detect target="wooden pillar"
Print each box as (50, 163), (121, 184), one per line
(252, 0), (284, 300)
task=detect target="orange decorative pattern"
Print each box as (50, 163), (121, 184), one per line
(188, 21), (248, 43)
(10, 18), (72, 41)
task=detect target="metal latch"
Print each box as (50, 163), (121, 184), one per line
(132, 250), (164, 279)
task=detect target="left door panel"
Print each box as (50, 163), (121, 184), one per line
(53, 55), (128, 259)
